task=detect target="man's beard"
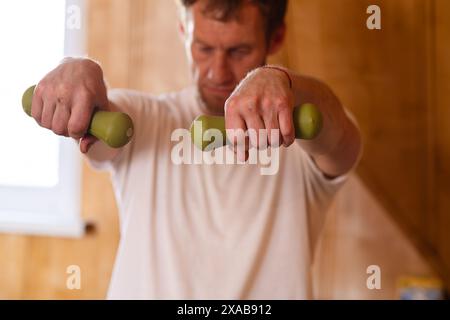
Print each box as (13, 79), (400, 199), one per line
(198, 86), (233, 116)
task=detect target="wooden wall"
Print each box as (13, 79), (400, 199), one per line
(0, 162), (119, 299)
(88, 0), (190, 92)
(435, 0), (450, 283)
(274, 0), (449, 289)
(0, 0), (447, 299)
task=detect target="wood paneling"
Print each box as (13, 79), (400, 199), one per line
(285, 0), (430, 235)
(283, 0), (449, 288)
(435, 0), (450, 278)
(130, 0), (190, 92)
(87, 0), (189, 92)
(0, 165), (119, 299)
(87, 0), (132, 88)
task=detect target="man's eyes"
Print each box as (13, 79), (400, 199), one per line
(196, 46), (251, 57)
(199, 46), (213, 54)
(230, 48), (250, 57)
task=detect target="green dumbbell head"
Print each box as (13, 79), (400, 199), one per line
(293, 103), (323, 140)
(190, 115), (226, 151)
(89, 111), (134, 148)
(22, 85), (36, 116)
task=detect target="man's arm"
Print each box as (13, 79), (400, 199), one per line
(224, 66), (362, 178)
(289, 73), (362, 178)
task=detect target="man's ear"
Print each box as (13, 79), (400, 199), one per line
(267, 23), (286, 55)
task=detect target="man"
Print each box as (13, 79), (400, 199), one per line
(31, 0), (361, 299)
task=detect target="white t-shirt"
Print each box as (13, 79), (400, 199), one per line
(87, 85), (349, 299)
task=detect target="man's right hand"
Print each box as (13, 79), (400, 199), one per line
(31, 57), (109, 154)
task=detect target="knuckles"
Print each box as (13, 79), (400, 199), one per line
(34, 81), (46, 98)
(225, 93), (293, 148)
(227, 94), (290, 117)
(31, 59), (104, 139)
(68, 121), (87, 139)
(76, 88), (94, 104)
(224, 97), (237, 115)
(34, 81), (94, 137)
(41, 120), (52, 130)
(52, 124), (67, 136)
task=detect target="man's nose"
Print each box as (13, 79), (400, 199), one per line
(207, 52), (233, 85)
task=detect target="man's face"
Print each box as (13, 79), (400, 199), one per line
(181, 1), (273, 114)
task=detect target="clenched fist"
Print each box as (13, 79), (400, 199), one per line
(31, 57), (109, 153)
(224, 66), (295, 160)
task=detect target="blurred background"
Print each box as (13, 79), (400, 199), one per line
(0, 0), (448, 299)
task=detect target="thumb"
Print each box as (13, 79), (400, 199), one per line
(80, 134), (98, 154)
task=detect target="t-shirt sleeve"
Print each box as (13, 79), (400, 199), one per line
(299, 148), (348, 254)
(300, 108), (361, 254)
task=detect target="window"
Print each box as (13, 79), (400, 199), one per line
(0, 0), (86, 237)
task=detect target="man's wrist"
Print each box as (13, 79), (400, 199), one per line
(261, 65), (293, 89)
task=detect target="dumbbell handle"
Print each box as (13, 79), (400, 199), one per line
(22, 85), (134, 148)
(190, 103), (323, 151)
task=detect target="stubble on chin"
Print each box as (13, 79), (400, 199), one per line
(199, 88), (228, 116)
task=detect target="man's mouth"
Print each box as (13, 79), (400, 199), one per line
(204, 85), (235, 96)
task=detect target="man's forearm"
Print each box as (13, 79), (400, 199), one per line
(289, 72), (362, 178)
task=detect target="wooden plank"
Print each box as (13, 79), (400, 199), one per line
(285, 0), (430, 235)
(285, 0), (448, 288)
(435, 0), (450, 287)
(87, 0), (133, 88)
(138, 0), (190, 92)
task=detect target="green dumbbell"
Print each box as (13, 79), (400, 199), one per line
(22, 85), (134, 148)
(190, 103), (323, 151)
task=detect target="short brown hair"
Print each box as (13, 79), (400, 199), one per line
(178, 0), (288, 40)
